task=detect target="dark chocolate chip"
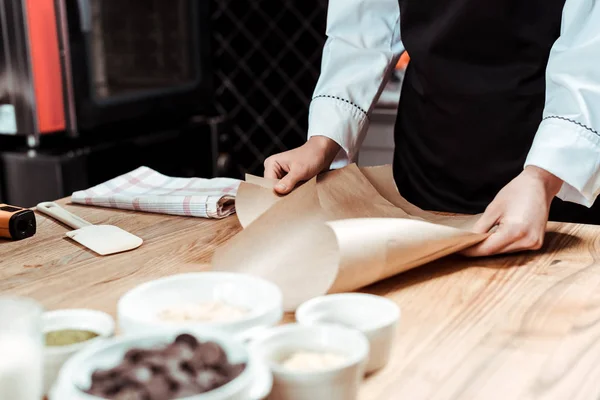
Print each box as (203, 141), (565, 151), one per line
(86, 333), (240, 400)
(174, 334), (198, 349)
(164, 342), (194, 361)
(197, 342), (226, 367)
(113, 386), (149, 400)
(124, 366), (153, 384)
(164, 358), (193, 386)
(194, 370), (225, 392)
(141, 355), (166, 372)
(188, 351), (205, 371)
(174, 384), (205, 398)
(124, 348), (147, 364)
(86, 386), (109, 397)
(215, 361), (246, 378)
(148, 364), (165, 375)
(103, 378), (130, 395)
(179, 360), (195, 376)
(108, 364), (134, 379)
(144, 375), (172, 400)
(91, 364), (127, 383)
(227, 363), (246, 380)
(91, 369), (115, 382)
(167, 379), (179, 393)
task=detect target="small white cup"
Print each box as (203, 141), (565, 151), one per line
(43, 309), (115, 395)
(249, 323), (369, 400)
(296, 293), (400, 373)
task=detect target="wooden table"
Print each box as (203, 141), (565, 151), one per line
(2, 201), (600, 400)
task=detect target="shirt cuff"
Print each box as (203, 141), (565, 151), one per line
(525, 117), (600, 207)
(307, 96), (369, 169)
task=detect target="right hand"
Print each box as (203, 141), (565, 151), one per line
(264, 136), (341, 194)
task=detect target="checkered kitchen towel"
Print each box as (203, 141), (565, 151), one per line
(71, 167), (241, 218)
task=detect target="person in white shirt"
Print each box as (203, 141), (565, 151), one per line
(263, 0), (600, 256)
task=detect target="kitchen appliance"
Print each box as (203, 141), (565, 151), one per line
(0, 203), (36, 240)
(0, 0), (216, 206)
(0, 0), (212, 137)
(36, 202), (143, 255)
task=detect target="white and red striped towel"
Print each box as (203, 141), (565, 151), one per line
(71, 167), (241, 218)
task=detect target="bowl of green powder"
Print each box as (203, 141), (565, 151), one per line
(43, 309), (115, 396)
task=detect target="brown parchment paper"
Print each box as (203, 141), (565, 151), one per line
(212, 164), (488, 311)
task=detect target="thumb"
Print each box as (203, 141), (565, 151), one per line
(275, 169), (306, 194)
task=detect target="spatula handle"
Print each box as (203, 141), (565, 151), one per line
(36, 202), (92, 230)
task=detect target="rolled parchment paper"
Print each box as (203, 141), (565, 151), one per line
(212, 164), (487, 311)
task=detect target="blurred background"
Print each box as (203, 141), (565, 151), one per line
(0, 0), (403, 206)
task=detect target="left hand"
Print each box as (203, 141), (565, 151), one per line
(462, 166), (563, 257)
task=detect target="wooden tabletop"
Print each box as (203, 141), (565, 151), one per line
(2, 201), (600, 400)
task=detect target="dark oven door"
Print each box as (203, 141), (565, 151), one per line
(57, 0), (212, 133)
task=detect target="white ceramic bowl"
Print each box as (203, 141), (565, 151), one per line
(50, 328), (272, 400)
(296, 293), (400, 373)
(249, 323), (369, 400)
(118, 272), (283, 336)
(43, 309), (115, 395)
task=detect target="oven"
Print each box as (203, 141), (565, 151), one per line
(0, 0), (212, 138)
(0, 0), (219, 207)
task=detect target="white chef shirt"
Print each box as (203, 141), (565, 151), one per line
(307, 0), (600, 207)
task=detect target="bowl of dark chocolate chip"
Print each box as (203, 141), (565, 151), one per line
(49, 330), (272, 400)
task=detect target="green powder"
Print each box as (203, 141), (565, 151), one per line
(45, 329), (99, 347)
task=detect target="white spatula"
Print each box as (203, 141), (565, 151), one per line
(36, 202), (143, 256)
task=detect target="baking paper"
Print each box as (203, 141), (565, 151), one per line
(212, 164), (488, 311)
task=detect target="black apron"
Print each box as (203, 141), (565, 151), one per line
(393, 0), (600, 224)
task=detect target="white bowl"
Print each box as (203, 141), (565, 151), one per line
(43, 309), (115, 395)
(295, 293), (400, 373)
(50, 328), (272, 400)
(118, 272), (284, 337)
(249, 323), (369, 400)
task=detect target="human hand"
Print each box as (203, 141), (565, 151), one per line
(263, 136), (341, 194)
(462, 166), (563, 257)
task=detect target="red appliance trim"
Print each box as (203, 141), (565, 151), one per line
(24, 0), (66, 134)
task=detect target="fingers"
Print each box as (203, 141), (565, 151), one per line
(461, 202), (502, 256)
(264, 156), (304, 194)
(462, 207), (500, 256)
(275, 168), (305, 194)
(462, 226), (512, 257)
(463, 222), (544, 257)
(494, 222), (544, 254)
(264, 157), (284, 180)
(264, 142), (329, 195)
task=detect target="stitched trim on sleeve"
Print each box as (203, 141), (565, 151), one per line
(313, 95), (368, 118)
(543, 116), (599, 137)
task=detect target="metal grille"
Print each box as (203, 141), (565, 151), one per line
(211, 0), (327, 176)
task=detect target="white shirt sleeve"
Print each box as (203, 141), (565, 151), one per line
(307, 0), (403, 169)
(525, 0), (600, 207)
